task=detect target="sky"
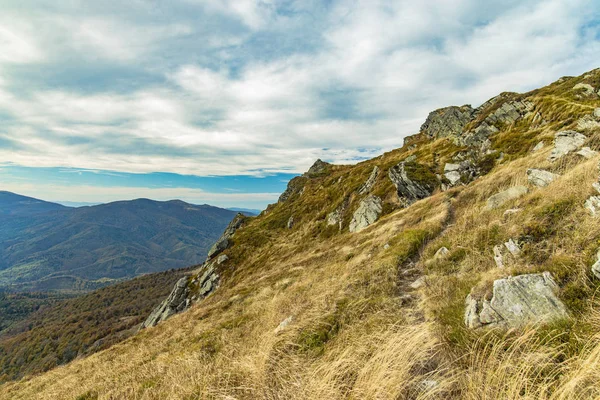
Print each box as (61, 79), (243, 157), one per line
(0, 0), (599, 209)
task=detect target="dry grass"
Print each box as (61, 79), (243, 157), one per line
(3, 70), (600, 399)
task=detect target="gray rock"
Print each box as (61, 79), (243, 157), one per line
(549, 131), (587, 161)
(576, 116), (600, 131)
(349, 195), (383, 233)
(420, 105), (475, 140)
(274, 316), (293, 334)
(410, 277), (425, 289)
(465, 272), (567, 329)
(503, 208), (522, 218)
(434, 247), (450, 260)
(532, 141), (544, 152)
(207, 213), (245, 260)
(444, 163), (462, 186)
(303, 159), (331, 177)
(595, 108), (600, 119)
(493, 246), (505, 268)
(358, 166), (380, 195)
(576, 147), (598, 159)
(585, 196), (600, 216)
(142, 277), (190, 329)
(216, 254), (229, 265)
(573, 83), (596, 97)
(287, 216), (294, 229)
(327, 197), (350, 230)
(591, 249), (600, 280)
(527, 168), (560, 187)
(388, 162), (436, 205)
(504, 239), (521, 256)
(485, 186), (528, 210)
(383, 243), (390, 250)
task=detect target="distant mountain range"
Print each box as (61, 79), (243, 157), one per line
(0, 191), (238, 292)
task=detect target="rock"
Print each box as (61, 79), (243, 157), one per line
(388, 161), (437, 205)
(485, 186), (528, 210)
(527, 168), (560, 187)
(434, 247), (450, 260)
(595, 108), (600, 119)
(141, 277), (190, 328)
(216, 254), (229, 265)
(410, 277), (425, 289)
(287, 216), (294, 229)
(404, 155), (417, 163)
(358, 166), (380, 195)
(504, 239), (521, 256)
(493, 246), (505, 268)
(577, 116), (600, 131)
(383, 243), (390, 250)
(274, 316), (293, 334)
(304, 159), (331, 177)
(443, 163), (462, 186)
(207, 213), (245, 260)
(349, 195), (383, 233)
(548, 131), (587, 162)
(327, 197), (350, 230)
(576, 147), (598, 159)
(420, 105), (475, 140)
(503, 208), (522, 218)
(591, 250), (600, 279)
(585, 196), (600, 216)
(484, 100), (535, 127)
(532, 141), (544, 152)
(573, 83), (596, 97)
(278, 176), (307, 203)
(465, 272), (568, 329)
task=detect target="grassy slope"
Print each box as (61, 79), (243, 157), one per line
(3, 69), (600, 399)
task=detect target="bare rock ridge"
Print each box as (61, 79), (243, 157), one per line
(420, 105), (475, 140)
(349, 195), (382, 233)
(142, 213), (246, 328)
(388, 161), (437, 206)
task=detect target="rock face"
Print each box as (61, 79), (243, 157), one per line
(465, 272), (568, 329)
(548, 131), (587, 161)
(420, 105), (475, 140)
(585, 196), (600, 216)
(327, 197), (350, 230)
(443, 161), (476, 187)
(527, 169), (560, 187)
(576, 147), (598, 159)
(485, 186), (528, 210)
(207, 213), (245, 260)
(304, 159), (331, 177)
(349, 195), (383, 233)
(388, 162), (437, 205)
(358, 166), (379, 195)
(573, 83), (597, 98)
(279, 176), (307, 203)
(141, 277), (191, 328)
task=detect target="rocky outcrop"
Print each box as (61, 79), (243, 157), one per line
(278, 176), (307, 203)
(206, 213), (245, 260)
(141, 277), (191, 329)
(327, 196), (350, 230)
(388, 161), (437, 205)
(548, 131), (587, 162)
(527, 169), (560, 187)
(465, 272), (567, 329)
(349, 195), (382, 233)
(420, 105), (475, 140)
(304, 159), (331, 177)
(358, 166), (379, 195)
(573, 83), (597, 98)
(576, 147), (598, 159)
(443, 161), (477, 188)
(485, 186), (528, 210)
(287, 216), (294, 229)
(585, 196), (600, 216)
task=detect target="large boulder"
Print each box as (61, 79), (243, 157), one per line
(358, 166), (379, 195)
(207, 213), (245, 260)
(349, 195), (383, 233)
(465, 272), (568, 329)
(443, 161), (476, 188)
(485, 186), (528, 210)
(303, 159), (331, 177)
(388, 161), (437, 205)
(420, 105), (475, 140)
(573, 83), (597, 98)
(548, 131), (587, 162)
(527, 169), (560, 187)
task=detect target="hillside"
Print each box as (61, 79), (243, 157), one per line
(0, 191), (68, 216)
(0, 195), (238, 292)
(0, 266), (191, 382)
(3, 69), (600, 399)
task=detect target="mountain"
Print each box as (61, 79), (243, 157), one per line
(0, 194), (238, 292)
(0, 191), (68, 216)
(3, 69), (600, 399)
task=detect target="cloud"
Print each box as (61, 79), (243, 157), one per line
(0, 0), (599, 183)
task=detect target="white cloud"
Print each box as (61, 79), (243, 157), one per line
(0, 0), (599, 179)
